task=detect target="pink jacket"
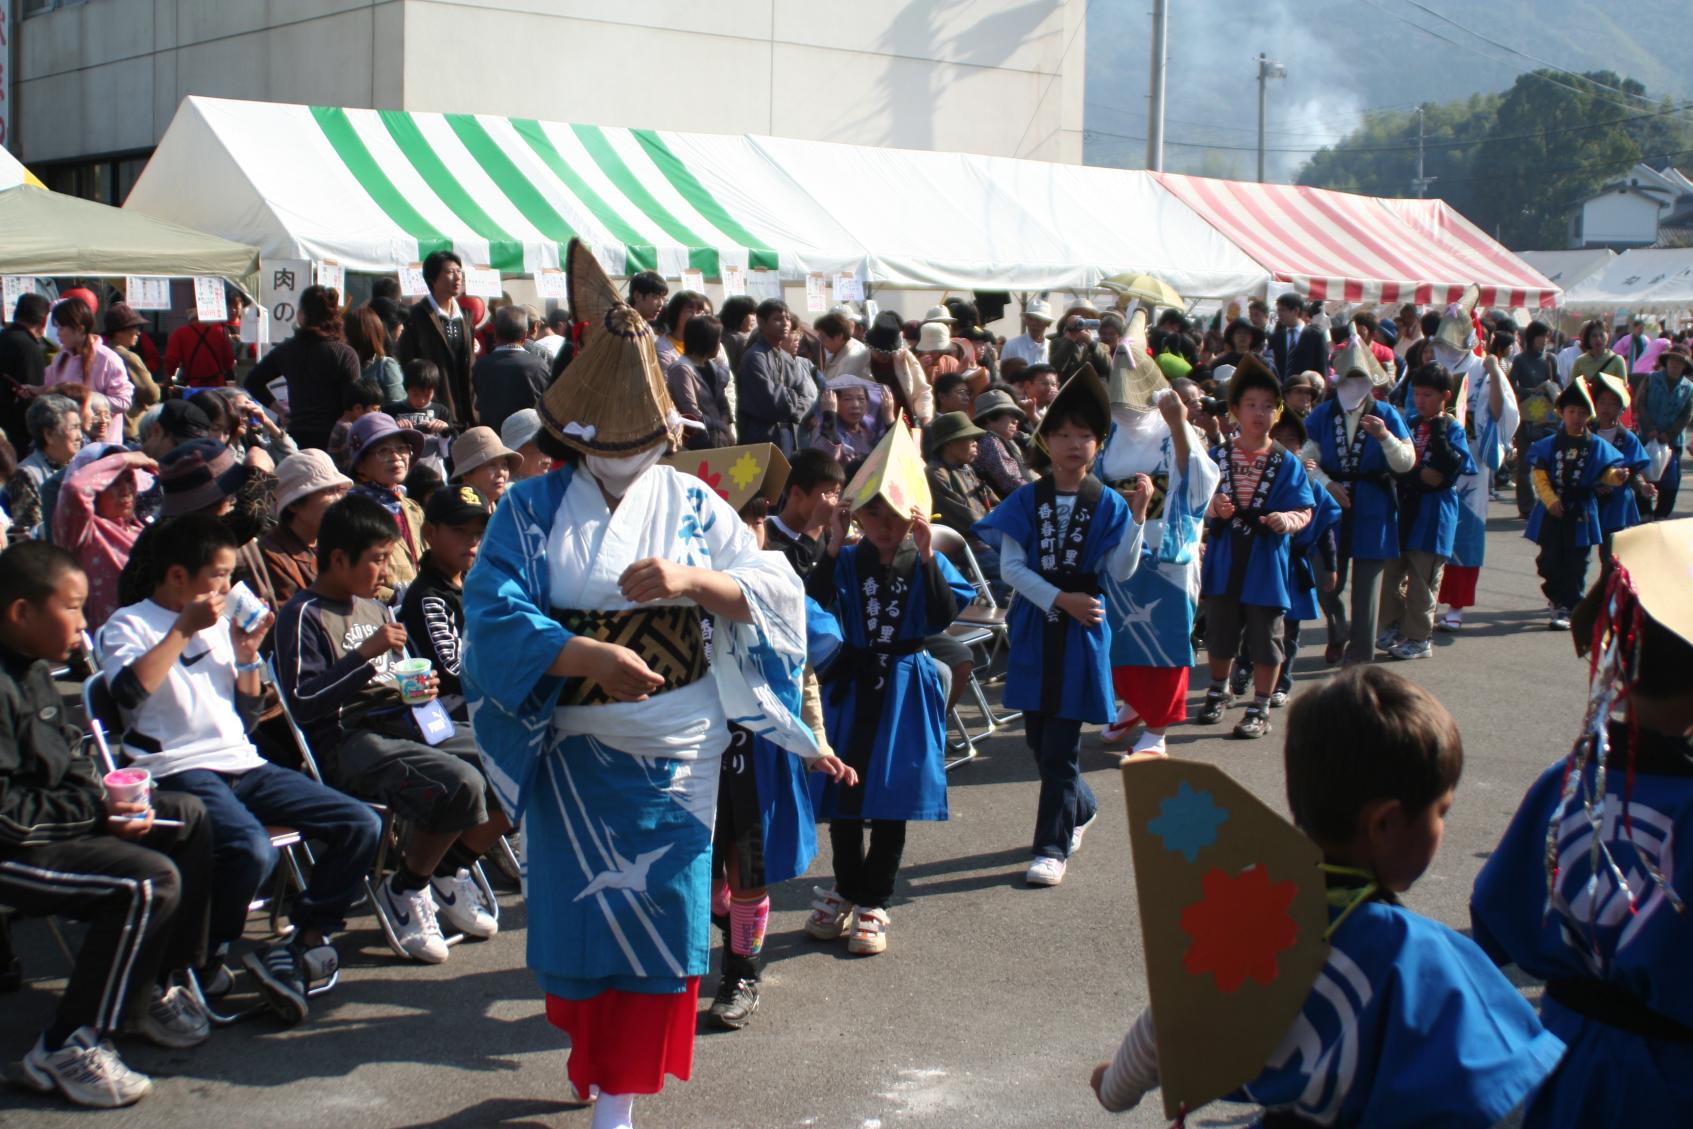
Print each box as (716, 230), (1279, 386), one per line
(44, 337), (133, 442)
(53, 452), (145, 629)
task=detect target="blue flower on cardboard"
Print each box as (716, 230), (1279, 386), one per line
(1147, 781), (1230, 863)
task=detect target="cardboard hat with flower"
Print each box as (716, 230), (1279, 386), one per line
(660, 442), (789, 514)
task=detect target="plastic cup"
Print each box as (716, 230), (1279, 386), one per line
(104, 767), (152, 806)
(392, 657), (434, 705)
(225, 580), (268, 634)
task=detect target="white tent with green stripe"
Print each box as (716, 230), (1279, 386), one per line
(124, 95), (1269, 298)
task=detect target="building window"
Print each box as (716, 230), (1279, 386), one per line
(21, 0), (90, 17)
(32, 151), (154, 205)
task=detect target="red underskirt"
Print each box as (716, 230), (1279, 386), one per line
(546, 980), (699, 1096)
(1111, 664), (1191, 729)
(1438, 565), (1479, 608)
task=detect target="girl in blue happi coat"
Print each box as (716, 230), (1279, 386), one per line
(974, 366), (1150, 889)
(1524, 379), (1627, 630)
(1472, 521), (1693, 1129)
(1300, 340), (1415, 665)
(1587, 371), (1656, 564)
(804, 446), (974, 957)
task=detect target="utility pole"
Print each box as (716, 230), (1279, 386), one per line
(1256, 53), (1286, 183)
(1146, 0), (1168, 171)
(1411, 104), (1436, 197)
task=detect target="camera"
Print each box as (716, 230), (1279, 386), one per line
(1201, 397), (1228, 416)
(1074, 318), (1101, 331)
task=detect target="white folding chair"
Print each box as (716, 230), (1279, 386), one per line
(928, 525), (1024, 767)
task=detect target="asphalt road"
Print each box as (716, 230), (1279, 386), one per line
(0, 491), (1660, 1129)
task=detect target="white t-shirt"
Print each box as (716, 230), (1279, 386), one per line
(98, 600), (266, 778)
(1002, 332), (1049, 367)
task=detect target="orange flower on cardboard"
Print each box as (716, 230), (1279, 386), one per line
(1179, 864), (1300, 993)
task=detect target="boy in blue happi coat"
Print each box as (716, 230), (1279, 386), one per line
(1197, 357), (1315, 741)
(1379, 363), (1475, 662)
(1472, 520), (1693, 1129)
(1587, 370), (1655, 565)
(974, 367), (1150, 888)
(1095, 666), (1564, 1126)
(1524, 378), (1627, 631)
(804, 438), (975, 956)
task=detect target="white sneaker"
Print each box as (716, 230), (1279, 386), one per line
(804, 886), (853, 940)
(1070, 812), (1098, 855)
(430, 868), (498, 940)
(846, 906), (890, 955)
(136, 983), (210, 1048)
(20, 1027), (152, 1108)
(377, 876), (450, 963)
(1025, 856), (1067, 886)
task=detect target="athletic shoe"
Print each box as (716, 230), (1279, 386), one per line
(1268, 690), (1290, 708)
(299, 941), (339, 986)
(1232, 706), (1272, 740)
(1071, 812), (1098, 855)
(242, 943), (308, 1025)
(1436, 609), (1463, 632)
(804, 887), (853, 940)
(1025, 856), (1067, 886)
(1228, 663), (1252, 697)
(136, 983), (210, 1048)
(19, 1027), (151, 1108)
(1100, 705), (1142, 745)
(197, 957), (234, 1000)
(1549, 608), (1572, 631)
(707, 976), (760, 1030)
(376, 876), (450, 964)
(430, 868), (498, 940)
(1376, 627), (1404, 652)
(1195, 687), (1231, 725)
(1392, 638), (1432, 661)
(847, 907), (890, 955)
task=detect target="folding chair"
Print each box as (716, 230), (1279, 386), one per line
(263, 660), (498, 960)
(929, 526), (1024, 768)
(79, 673), (327, 1024)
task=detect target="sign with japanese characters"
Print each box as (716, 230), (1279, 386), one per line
(259, 259), (308, 346)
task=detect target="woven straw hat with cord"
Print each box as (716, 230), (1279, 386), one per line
(538, 240), (680, 457)
(1110, 307), (1171, 412)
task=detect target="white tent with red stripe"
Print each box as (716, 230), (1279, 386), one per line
(1155, 173), (1558, 310)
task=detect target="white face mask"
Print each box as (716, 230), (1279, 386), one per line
(1337, 378), (1370, 412)
(585, 447), (662, 498)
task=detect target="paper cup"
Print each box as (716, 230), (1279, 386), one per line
(392, 657), (434, 705)
(104, 767), (152, 806)
(225, 580), (268, 634)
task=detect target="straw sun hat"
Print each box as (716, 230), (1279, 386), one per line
(538, 240), (681, 457)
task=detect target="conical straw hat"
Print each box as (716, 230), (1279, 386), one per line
(538, 240), (678, 456)
(1434, 284), (1480, 353)
(1332, 337), (1389, 387)
(1109, 307), (1170, 411)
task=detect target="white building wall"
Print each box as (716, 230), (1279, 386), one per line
(1579, 191), (1663, 248)
(13, 0), (1084, 169)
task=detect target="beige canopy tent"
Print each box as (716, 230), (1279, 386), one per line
(0, 184), (259, 292)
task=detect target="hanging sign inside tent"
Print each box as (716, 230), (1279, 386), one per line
(260, 259), (308, 346)
(534, 268), (567, 301)
(313, 260), (346, 295)
(804, 272), (827, 313)
(194, 277), (228, 323)
(721, 264), (747, 298)
(3, 277), (35, 321)
(834, 272), (865, 302)
(748, 269), (782, 302)
(464, 265), (502, 299)
(398, 262), (427, 298)
(125, 277), (171, 311)
(680, 269), (705, 295)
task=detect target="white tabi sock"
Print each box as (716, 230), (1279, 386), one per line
(591, 1091), (635, 1129)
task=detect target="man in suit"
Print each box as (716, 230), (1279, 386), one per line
(397, 251), (475, 424)
(471, 305), (551, 435)
(1268, 291), (1328, 380)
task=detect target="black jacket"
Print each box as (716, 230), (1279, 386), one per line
(397, 299), (475, 425)
(1269, 323), (1329, 380)
(471, 345), (550, 435)
(0, 646), (102, 850)
(0, 323), (47, 453)
(738, 337), (819, 456)
(246, 330), (362, 452)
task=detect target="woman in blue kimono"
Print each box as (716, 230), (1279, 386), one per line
(804, 484), (974, 956)
(462, 243), (850, 1129)
(1300, 340), (1414, 665)
(1588, 371), (1654, 564)
(1524, 379), (1627, 631)
(1472, 521), (1693, 1129)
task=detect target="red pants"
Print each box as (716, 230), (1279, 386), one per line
(546, 980), (699, 1096)
(1111, 665), (1190, 729)
(1437, 565), (1479, 609)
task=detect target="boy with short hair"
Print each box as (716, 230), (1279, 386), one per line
(327, 379), (385, 471)
(399, 485), (490, 720)
(975, 371), (1150, 886)
(1524, 379), (1627, 630)
(766, 447), (845, 578)
(0, 543), (214, 1108)
(384, 358), (454, 435)
(273, 494), (510, 963)
(1198, 357), (1315, 739)
(99, 515), (381, 1024)
(1378, 364), (1474, 661)
(1094, 666), (1565, 1124)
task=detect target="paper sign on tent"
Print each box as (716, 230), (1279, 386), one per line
(194, 277), (228, 323)
(464, 265), (502, 298)
(680, 269), (705, 295)
(125, 277), (171, 311)
(842, 422), (932, 519)
(1, 278), (31, 322)
(1120, 756), (1329, 1120)
(834, 272), (865, 302)
(804, 272), (827, 313)
(398, 263), (428, 298)
(721, 264), (747, 297)
(534, 268), (567, 301)
(313, 260), (345, 294)
(748, 269), (781, 302)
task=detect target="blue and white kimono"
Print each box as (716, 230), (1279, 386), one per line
(1397, 413), (1476, 558)
(809, 542), (973, 822)
(1305, 398), (1413, 562)
(1238, 897), (1564, 1127)
(1524, 432), (1627, 549)
(462, 463), (817, 1000)
(1286, 485), (1343, 624)
(974, 477), (1142, 724)
(1199, 442), (1316, 611)
(1097, 405), (1219, 670)
(1593, 425), (1649, 536)
(1471, 724), (1693, 1129)
(1449, 355), (1517, 570)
